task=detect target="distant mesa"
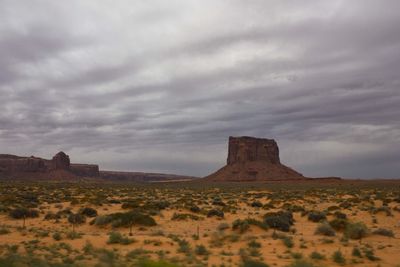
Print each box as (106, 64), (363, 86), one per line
(204, 136), (306, 182)
(0, 152), (193, 182)
(0, 152), (99, 180)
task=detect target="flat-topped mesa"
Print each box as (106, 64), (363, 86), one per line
(227, 136), (280, 165)
(0, 152), (99, 179)
(204, 136), (305, 182)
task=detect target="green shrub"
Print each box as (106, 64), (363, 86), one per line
(373, 228), (394, 237)
(80, 207), (98, 217)
(364, 249), (379, 261)
(309, 251), (325, 260)
(0, 228), (10, 235)
(329, 218), (348, 231)
(52, 232), (62, 241)
(189, 205), (201, 213)
(217, 222), (230, 231)
(242, 259), (269, 267)
(194, 244), (209, 255)
(333, 211), (347, 219)
(307, 211), (326, 222)
(9, 208), (39, 219)
(177, 239), (191, 254)
(286, 260), (316, 267)
(352, 247), (362, 257)
(207, 209), (224, 218)
(345, 222), (368, 240)
(232, 219), (249, 233)
(264, 211), (293, 232)
(92, 211), (156, 228)
(171, 213), (201, 221)
(332, 250), (346, 265)
(251, 201), (263, 207)
(68, 213), (86, 224)
(136, 259), (180, 267)
(315, 223), (335, 236)
(107, 231), (134, 245)
(248, 240), (261, 248)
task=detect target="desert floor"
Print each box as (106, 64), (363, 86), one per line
(0, 180), (400, 267)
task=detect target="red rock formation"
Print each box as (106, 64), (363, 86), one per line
(51, 151), (70, 170)
(204, 136), (305, 182)
(0, 152), (99, 179)
(70, 164), (99, 177)
(0, 155), (47, 172)
(227, 136), (280, 164)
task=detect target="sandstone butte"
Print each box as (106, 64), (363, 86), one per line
(203, 136), (307, 182)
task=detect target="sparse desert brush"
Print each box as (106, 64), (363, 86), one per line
(352, 247), (362, 257)
(332, 250), (346, 265)
(307, 211), (326, 223)
(345, 222), (368, 240)
(171, 213), (202, 221)
(272, 232), (294, 248)
(217, 222), (230, 231)
(9, 208), (39, 228)
(264, 211), (293, 232)
(371, 206), (393, 216)
(309, 251), (325, 260)
(250, 201), (263, 207)
(373, 228), (394, 237)
(0, 227), (10, 235)
(79, 207), (98, 217)
(107, 231), (135, 245)
(232, 218), (268, 233)
(329, 218), (348, 231)
(135, 259), (181, 267)
(315, 223), (335, 236)
(333, 211), (347, 219)
(194, 244), (209, 255)
(207, 209), (224, 218)
(242, 259), (270, 267)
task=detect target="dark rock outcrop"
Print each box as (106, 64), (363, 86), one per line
(204, 136), (305, 182)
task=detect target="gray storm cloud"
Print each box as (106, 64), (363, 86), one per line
(1, 0), (400, 178)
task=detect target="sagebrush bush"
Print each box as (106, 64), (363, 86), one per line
(329, 218), (348, 231)
(307, 211), (326, 222)
(345, 222), (368, 240)
(207, 209), (224, 218)
(332, 250), (346, 265)
(372, 228), (394, 237)
(242, 259), (269, 267)
(264, 211), (293, 232)
(79, 207), (98, 217)
(107, 231), (134, 245)
(315, 223), (335, 236)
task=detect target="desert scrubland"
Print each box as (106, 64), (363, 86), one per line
(0, 181), (400, 267)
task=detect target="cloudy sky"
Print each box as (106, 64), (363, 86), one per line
(1, 0), (399, 178)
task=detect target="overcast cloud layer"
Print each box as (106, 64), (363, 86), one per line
(1, 0), (400, 178)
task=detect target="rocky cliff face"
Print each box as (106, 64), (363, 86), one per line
(227, 136), (280, 165)
(51, 152), (70, 170)
(204, 136), (305, 181)
(0, 155), (47, 172)
(70, 164), (99, 177)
